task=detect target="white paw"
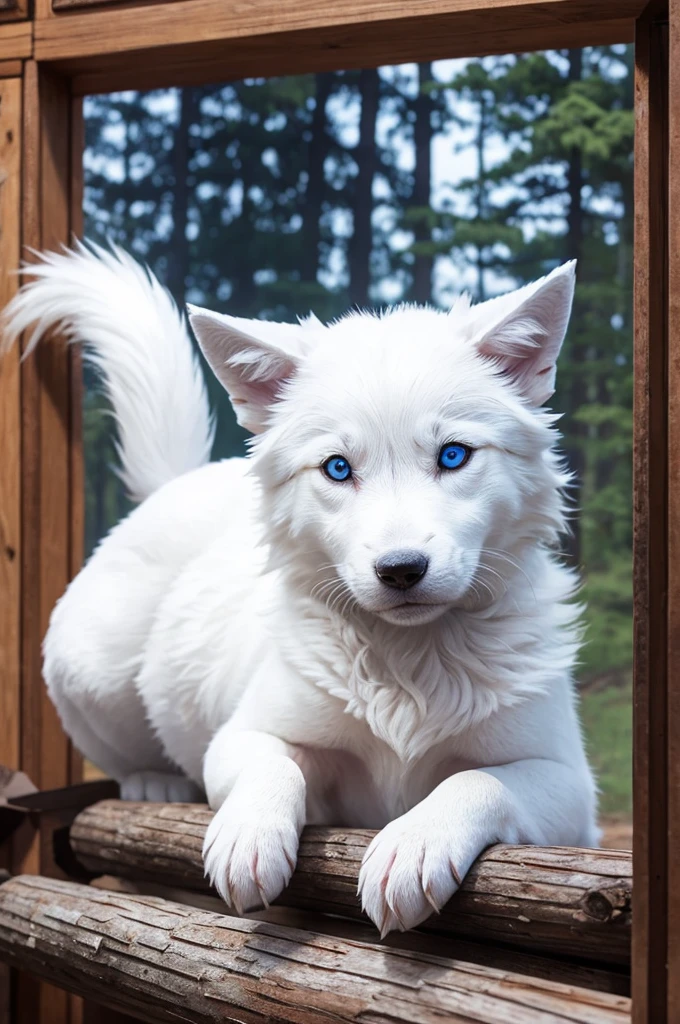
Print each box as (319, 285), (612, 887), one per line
(120, 771), (205, 803)
(203, 799), (300, 914)
(358, 814), (466, 937)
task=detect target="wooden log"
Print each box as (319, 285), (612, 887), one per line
(69, 800), (631, 968)
(0, 874), (631, 1024)
(92, 876), (630, 996)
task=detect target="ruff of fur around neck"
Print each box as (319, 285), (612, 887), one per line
(275, 577), (581, 763)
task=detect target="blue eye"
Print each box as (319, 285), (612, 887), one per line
(438, 443), (472, 471)
(323, 456), (352, 482)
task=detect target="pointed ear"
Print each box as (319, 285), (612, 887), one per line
(473, 261), (576, 406)
(188, 305), (305, 433)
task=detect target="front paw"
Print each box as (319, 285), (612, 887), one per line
(203, 799), (300, 914)
(358, 815), (466, 937)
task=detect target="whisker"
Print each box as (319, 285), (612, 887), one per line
(478, 563), (509, 596)
(479, 547), (537, 602)
(470, 570), (495, 605)
(321, 579), (351, 612)
(477, 562), (522, 614)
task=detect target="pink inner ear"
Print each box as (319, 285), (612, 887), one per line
(236, 376), (286, 410)
(496, 353), (531, 379)
(491, 347), (554, 396)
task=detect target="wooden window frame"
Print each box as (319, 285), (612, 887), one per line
(0, 0), (674, 1021)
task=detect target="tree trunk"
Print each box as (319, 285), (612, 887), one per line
(594, 160), (634, 495)
(166, 87), (200, 304)
(70, 799), (631, 968)
(563, 48), (586, 565)
(476, 91), (489, 301)
(347, 68), (380, 308)
(410, 62), (434, 305)
(0, 875), (631, 1024)
(301, 73), (334, 285)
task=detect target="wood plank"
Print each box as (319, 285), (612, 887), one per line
(68, 94), (83, 789)
(20, 59), (42, 842)
(70, 800), (632, 969)
(20, 63), (81, 799)
(0, 77), (22, 775)
(0, 61), (22, 78)
(0, 875), (632, 1024)
(0, 0), (29, 24)
(52, 0), (180, 9)
(667, 0), (680, 1020)
(38, 72), (72, 796)
(632, 4), (670, 1024)
(34, 0), (647, 60)
(67, 16), (635, 96)
(36, 0), (638, 93)
(0, 23), (31, 61)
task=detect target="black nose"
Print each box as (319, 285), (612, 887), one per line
(375, 549), (429, 590)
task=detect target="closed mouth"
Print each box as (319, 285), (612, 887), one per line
(378, 599), (441, 610)
(375, 599), (448, 616)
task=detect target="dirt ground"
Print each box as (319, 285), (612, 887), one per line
(599, 816), (633, 850)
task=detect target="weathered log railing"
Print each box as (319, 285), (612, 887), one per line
(0, 783), (633, 1021)
(0, 874), (631, 1024)
(69, 800), (632, 968)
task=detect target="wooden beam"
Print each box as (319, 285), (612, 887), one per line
(0, 61), (23, 78)
(666, 0), (680, 1019)
(20, 62), (81, 802)
(0, 76), (22, 776)
(0, 875), (632, 1024)
(0, 23), (31, 61)
(67, 93), (84, 789)
(52, 0), (170, 9)
(69, 800), (632, 969)
(67, 17), (636, 96)
(0, 0), (30, 24)
(632, 3), (671, 1023)
(34, 0), (647, 61)
(32, 0), (639, 93)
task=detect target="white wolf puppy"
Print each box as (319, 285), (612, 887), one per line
(2, 243), (597, 936)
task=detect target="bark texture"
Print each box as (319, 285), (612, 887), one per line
(69, 800), (631, 967)
(0, 875), (631, 1024)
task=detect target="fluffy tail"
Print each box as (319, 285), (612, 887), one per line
(1, 240), (215, 503)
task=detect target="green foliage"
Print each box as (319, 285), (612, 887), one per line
(580, 676), (632, 817)
(579, 561), (632, 678)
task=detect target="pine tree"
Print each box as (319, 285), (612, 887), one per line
(347, 69), (380, 307)
(409, 62), (435, 304)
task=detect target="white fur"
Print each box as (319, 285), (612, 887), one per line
(1, 240), (214, 501)
(2, 247), (597, 935)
